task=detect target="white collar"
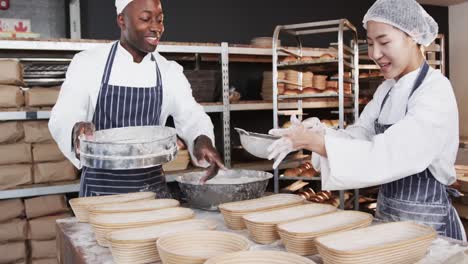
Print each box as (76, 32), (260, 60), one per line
(117, 41), (154, 64)
(387, 65), (425, 90)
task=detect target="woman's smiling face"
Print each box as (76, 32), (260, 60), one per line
(366, 20), (421, 80)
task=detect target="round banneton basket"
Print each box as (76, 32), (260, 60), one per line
(314, 221), (436, 264)
(156, 230), (250, 264)
(88, 198), (179, 216)
(108, 219), (217, 264)
(69, 192), (156, 222)
(242, 203), (337, 244)
(277, 211), (373, 256)
(218, 194), (305, 230)
(204, 250), (317, 264)
(89, 207), (194, 247)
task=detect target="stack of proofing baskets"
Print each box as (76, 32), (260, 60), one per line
(218, 194), (305, 230)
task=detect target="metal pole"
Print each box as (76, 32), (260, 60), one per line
(221, 42), (231, 168)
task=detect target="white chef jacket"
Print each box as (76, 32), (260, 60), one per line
(49, 42), (215, 169)
(315, 66), (459, 190)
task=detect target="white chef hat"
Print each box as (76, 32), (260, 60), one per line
(362, 0), (438, 46)
(116, 0), (133, 14)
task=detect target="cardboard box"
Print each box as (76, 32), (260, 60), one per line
(25, 87), (60, 107)
(31, 258), (57, 264)
(0, 199), (24, 222)
(0, 85), (24, 107)
(24, 195), (68, 219)
(30, 240), (56, 259)
(32, 143), (64, 163)
(0, 241), (26, 263)
(0, 59), (23, 86)
(23, 121), (53, 143)
(33, 160), (78, 184)
(28, 213), (71, 240)
(0, 218), (28, 242)
(0, 121), (24, 144)
(0, 143), (32, 165)
(0, 164), (33, 191)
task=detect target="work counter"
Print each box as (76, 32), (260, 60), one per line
(56, 209), (468, 264)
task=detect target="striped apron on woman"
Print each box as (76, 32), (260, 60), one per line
(79, 42), (171, 198)
(375, 62), (464, 240)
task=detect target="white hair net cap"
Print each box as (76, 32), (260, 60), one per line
(116, 0), (133, 14)
(362, 0), (438, 46)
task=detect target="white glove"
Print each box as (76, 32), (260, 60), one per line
(267, 115), (326, 169)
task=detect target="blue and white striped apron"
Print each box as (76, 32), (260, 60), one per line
(79, 42), (171, 198)
(375, 62), (464, 240)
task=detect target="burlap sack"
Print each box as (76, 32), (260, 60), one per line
(33, 160), (77, 184)
(0, 85), (24, 108)
(0, 164), (33, 191)
(0, 143), (32, 165)
(28, 213), (72, 240)
(0, 59), (24, 86)
(23, 121), (53, 143)
(0, 241), (26, 263)
(0, 121), (24, 144)
(31, 258), (57, 264)
(0, 199), (24, 222)
(0, 218), (28, 242)
(24, 195), (68, 219)
(32, 143), (64, 163)
(30, 239), (56, 259)
(24, 87), (60, 107)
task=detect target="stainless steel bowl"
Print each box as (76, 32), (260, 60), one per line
(176, 169), (273, 211)
(235, 128), (279, 159)
(80, 126), (177, 170)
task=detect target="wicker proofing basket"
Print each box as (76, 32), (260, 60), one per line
(314, 221), (436, 264)
(204, 250), (317, 264)
(89, 207), (195, 247)
(108, 219), (217, 264)
(88, 199), (179, 216)
(69, 192), (156, 222)
(277, 211), (373, 256)
(242, 203), (337, 244)
(156, 230), (250, 264)
(218, 194), (305, 230)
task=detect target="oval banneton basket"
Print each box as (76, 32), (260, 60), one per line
(108, 219), (217, 264)
(242, 203), (337, 244)
(156, 230), (250, 264)
(218, 194), (305, 230)
(69, 192), (156, 222)
(204, 250), (317, 264)
(89, 207), (195, 247)
(277, 210), (373, 256)
(89, 198), (179, 215)
(314, 221), (436, 264)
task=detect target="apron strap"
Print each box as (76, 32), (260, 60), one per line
(101, 42), (119, 86)
(406, 61), (429, 113)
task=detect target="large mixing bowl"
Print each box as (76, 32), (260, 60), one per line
(80, 126), (177, 170)
(176, 169), (273, 211)
(235, 128), (279, 159)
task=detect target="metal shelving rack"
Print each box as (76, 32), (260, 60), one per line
(271, 19), (360, 210)
(0, 38), (365, 200)
(423, 34), (445, 75)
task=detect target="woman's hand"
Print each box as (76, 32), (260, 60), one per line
(268, 115), (327, 169)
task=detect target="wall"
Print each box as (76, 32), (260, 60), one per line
(0, 0), (67, 38)
(449, 2), (468, 138)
